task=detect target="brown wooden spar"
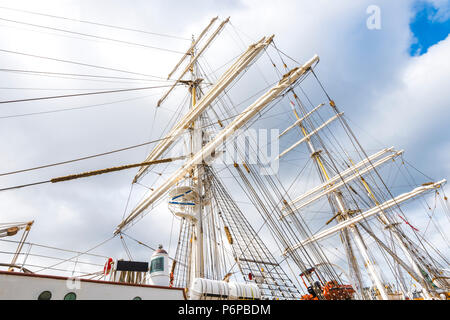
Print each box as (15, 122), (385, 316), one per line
(50, 156), (185, 183)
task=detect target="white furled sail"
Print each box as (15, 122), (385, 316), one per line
(281, 149), (405, 217)
(283, 179), (446, 253)
(116, 54), (320, 233)
(279, 103), (325, 138)
(277, 112), (344, 159)
(134, 35), (275, 182)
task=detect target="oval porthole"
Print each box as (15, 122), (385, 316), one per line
(64, 292), (77, 300)
(38, 290), (52, 300)
(133, 296), (142, 300)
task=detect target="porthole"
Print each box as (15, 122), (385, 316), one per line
(133, 296), (142, 300)
(64, 292), (77, 300)
(38, 290), (52, 300)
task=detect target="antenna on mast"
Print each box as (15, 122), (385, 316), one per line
(157, 17), (229, 107)
(167, 17), (218, 80)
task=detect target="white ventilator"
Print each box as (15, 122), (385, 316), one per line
(148, 245), (169, 286)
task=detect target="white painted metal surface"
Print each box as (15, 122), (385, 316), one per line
(149, 247), (170, 286)
(0, 271), (185, 300)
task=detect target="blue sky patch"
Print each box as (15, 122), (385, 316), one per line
(409, 1), (450, 56)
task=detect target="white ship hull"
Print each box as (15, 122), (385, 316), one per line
(0, 271), (186, 300)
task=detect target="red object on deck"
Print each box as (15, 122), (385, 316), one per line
(299, 267), (355, 300)
(300, 281), (354, 300)
(103, 258), (114, 275)
(322, 281), (355, 300)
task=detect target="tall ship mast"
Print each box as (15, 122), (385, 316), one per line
(0, 15), (448, 300)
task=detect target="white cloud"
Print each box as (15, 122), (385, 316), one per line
(425, 0), (450, 22)
(362, 34), (450, 177)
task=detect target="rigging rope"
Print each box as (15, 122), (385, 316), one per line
(0, 5), (191, 41)
(0, 84), (179, 105)
(0, 157), (183, 192)
(0, 250), (103, 267)
(33, 235), (115, 273)
(0, 135), (187, 177)
(308, 68), (448, 288)
(121, 232), (177, 261)
(0, 17), (186, 54)
(0, 92), (160, 119)
(0, 48), (166, 79)
(119, 234), (133, 260)
(0, 238), (109, 258)
(0, 68), (175, 83)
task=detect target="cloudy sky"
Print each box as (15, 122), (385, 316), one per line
(0, 0), (448, 286)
